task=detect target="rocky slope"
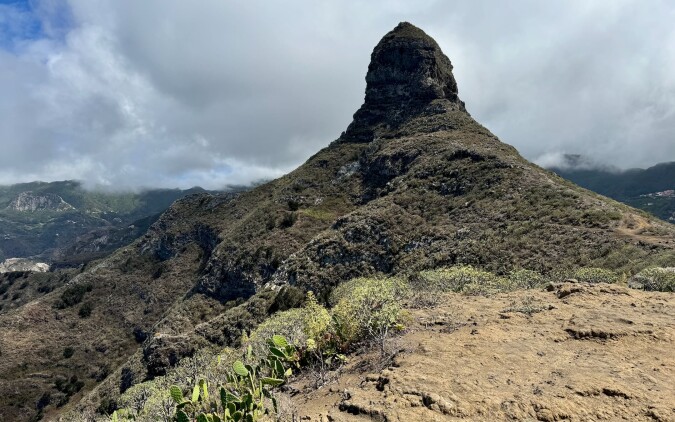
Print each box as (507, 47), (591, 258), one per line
(0, 22), (673, 421)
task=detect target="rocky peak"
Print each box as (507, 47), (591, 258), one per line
(343, 22), (466, 142)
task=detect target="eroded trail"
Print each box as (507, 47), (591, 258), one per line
(293, 283), (675, 421)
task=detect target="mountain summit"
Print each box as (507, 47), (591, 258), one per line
(344, 22), (466, 141)
(0, 23), (673, 421)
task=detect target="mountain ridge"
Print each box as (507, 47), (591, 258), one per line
(0, 23), (672, 421)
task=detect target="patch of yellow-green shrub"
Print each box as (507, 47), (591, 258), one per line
(630, 267), (675, 292)
(572, 267), (621, 284)
(247, 308), (307, 355)
(330, 277), (409, 347)
(418, 265), (512, 296)
(508, 269), (547, 289)
(248, 292), (331, 356)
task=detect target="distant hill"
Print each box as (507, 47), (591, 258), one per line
(0, 181), (208, 265)
(549, 159), (675, 222)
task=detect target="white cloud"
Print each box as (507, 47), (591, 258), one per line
(0, 0), (673, 190)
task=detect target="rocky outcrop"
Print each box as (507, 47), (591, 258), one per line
(0, 258), (49, 273)
(7, 191), (74, 212)
(343, 22), (466, 142)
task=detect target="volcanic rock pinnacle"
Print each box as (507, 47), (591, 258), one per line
(343, 22), (466, 142)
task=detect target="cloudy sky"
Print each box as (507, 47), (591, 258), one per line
(1, 0), (674, 190)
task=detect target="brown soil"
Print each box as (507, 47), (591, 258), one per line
(292, 283), (675, 421)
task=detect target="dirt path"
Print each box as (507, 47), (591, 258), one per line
(615, 214), (675, 248)
(292, 283), (675, 421)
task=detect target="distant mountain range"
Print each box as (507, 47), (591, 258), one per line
(548, 158), (675, 223)
(0, 181), (208, 266)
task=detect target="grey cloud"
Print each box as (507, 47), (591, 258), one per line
(0, 0), (673, 190)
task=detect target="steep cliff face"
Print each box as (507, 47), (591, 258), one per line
(343, 22), (465, 141)
(0, 22), (673, 421)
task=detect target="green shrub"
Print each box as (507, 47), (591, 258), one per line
(629, 267), (675, 292)
(168, 335), (298, 422)
(248, 292), (331, 356)
(117, 381), (158, 419)
(78, 302), (93, 318)
(418, 265), (512, 296)
(330, 277), (408, 348)
(63, 347), (74, 359)
(54, 283), (93, 309)
(54, 375), (84, 405)
(247, 308), (306, 355)
(279, 212), (297, 228)
(508, 269), (547, 289)
(572, 267), (620, 284)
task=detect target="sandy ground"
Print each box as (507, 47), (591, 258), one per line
(291, 283), (675, 421)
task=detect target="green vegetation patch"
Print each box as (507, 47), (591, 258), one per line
(54, 283), (93, 309)
(572, 267), (621, 284)
(630, 267), (675, 292)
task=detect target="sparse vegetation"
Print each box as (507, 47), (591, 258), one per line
(503, 295), (549, 316)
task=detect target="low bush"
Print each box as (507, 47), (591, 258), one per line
(279, 212), (297, 229)
(503, 295), (549, 316)
(247, 292), (338, 386)
(629, 267), (675, 292)
(417, 265), (512, 296)
(54, 283), (93, 309)
(572, 267), (620, 284)
(508, 269), (547, 289)
(54, 375), (84, 406)
(78, 302), (93, 318)
(247, 308), (307, 356)
(330, 277), (408, 351)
